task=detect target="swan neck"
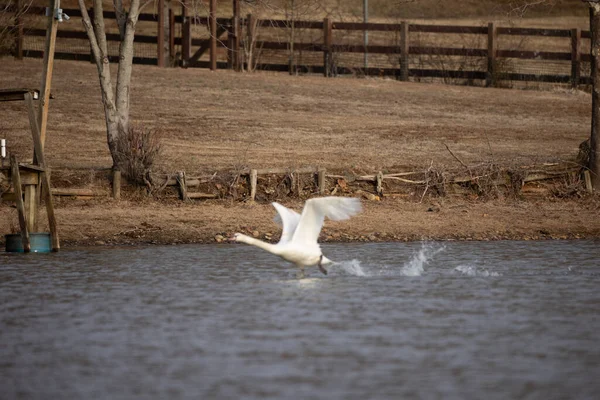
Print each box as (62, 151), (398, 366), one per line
(237, 234), (280, 254)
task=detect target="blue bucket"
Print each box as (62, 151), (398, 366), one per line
(5, 233), (52, 253)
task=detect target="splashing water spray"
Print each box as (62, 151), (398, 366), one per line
(401, 243), (446, 277)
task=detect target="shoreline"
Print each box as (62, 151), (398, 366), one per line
(3, 196), (599, 248)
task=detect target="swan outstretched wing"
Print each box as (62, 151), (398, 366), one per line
(291, 197), (362, 246)
(272, 202), (301, 244)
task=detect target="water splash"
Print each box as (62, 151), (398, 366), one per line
(454, 264), (501, 277)
(401, 243), (445, 277)
(336, 259), (367, 276)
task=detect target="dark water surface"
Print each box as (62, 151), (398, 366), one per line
(1, 241), (599, 399)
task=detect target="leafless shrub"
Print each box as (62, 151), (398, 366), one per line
(114, 125), (162, 190)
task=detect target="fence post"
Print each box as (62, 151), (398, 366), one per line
(169, 6), (175, 64)
(318, 169), (327, 195)
(246, 13), (254, 70)
(486, 22), (497, 87)
(399, 21), (409, 81)
(177, 171), (188, 200)
(181, 0), (191, 67)
(209, 0), (217, 71)
(230, 0), (240, 71)
(250, 169), (258, 201)
(112, 168), (121, 200)
(571, 28), (581, 89)
(157, 0), (165, 67)
(233, 16), (241, 71)
(15, 0), (24, 59)
(323, 18), (332, 77)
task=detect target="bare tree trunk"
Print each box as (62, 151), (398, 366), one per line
(77, 0), (140, 168)
(589, 3), (600, 190)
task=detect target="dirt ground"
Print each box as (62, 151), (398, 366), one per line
(1, 58), (599, 247)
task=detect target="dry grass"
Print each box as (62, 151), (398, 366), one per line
(0, 58), (590, 176)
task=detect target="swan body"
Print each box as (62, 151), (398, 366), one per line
(233, 197), (362, 276)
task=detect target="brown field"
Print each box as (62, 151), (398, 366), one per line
(1, 57), (600, 246)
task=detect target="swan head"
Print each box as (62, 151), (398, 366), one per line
(230, 233), (246, 242)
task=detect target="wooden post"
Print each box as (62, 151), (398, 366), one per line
(26, 92), (59, 251)
(112, 168), (121, 200)
(486, 22), (497, 87)
(317, 169), (326, 195)
(571, 28), (581, 89)
(589, 5), (600, 190)
(11, 155), (31, 253)
(232, 0), (240, 71)
(15, 0), (24, 60)
(157, 0), (165, 67)
(376, 171), (383, 196)
(181, 0), (191, 66)
(209, 0), (217, 71)
(323, 18), (332, 77)
(24, 185), (37, 232)
(399, 21), (409, 81)
(247, 13), (254, 70)
(584, 170), (593, 193)
(177, 171), (188, 200)
(37, 0), (59, 151)
(169, 5), (176, 63)
(250, 169), (257, 201)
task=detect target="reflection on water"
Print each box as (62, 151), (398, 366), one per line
(1, 241), (600, 399)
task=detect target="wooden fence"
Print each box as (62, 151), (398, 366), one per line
(5, 4), (592, 87)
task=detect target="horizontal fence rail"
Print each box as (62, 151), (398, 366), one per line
(2, 4), (592, 87)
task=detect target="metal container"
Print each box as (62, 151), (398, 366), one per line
(5, 233), (52, 253)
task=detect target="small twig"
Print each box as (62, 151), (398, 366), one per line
(443, 143), (469, 170)
(419, 160), (434, 203)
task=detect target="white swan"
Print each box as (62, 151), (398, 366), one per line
(232, 197), (362, 277)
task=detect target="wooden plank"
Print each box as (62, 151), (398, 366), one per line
(37, 0), (59, 151)
(24, 185), (37, 232)
(497, 50), (571, 61)
(10, 155), (30, 252)
(2, 168), (40, 185)
(51, 188), (99, 196)
(23, 29), (158, 43)
(22, 51), (158, 65)
(258, 19), (322, 29)
(412, 24), (487, 34)
(497, 27), (571, 37)
(187, 25), (228, 66)
(187, 192), (218, 199)
(25, 92), (59, 251)
(410, 46), (487, 57)
(0, 88), (40, 102)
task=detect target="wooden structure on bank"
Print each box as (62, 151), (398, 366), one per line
(0, 89), (59, 252)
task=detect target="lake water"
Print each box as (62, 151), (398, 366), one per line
(1, 240), (599, 400)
